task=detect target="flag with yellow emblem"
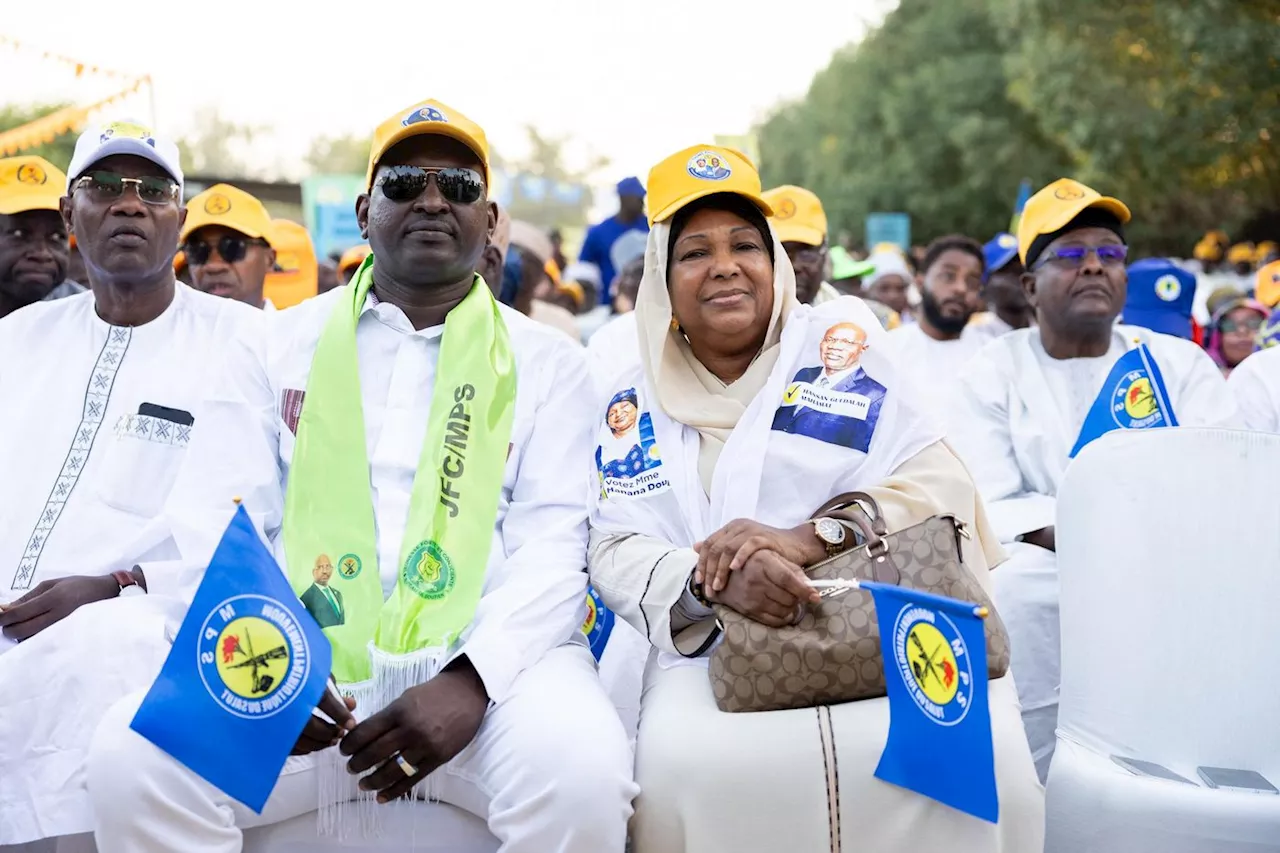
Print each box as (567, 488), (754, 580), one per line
(1069, 342), (1178, 458)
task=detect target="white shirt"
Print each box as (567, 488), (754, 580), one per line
(0, 285), (260, 605)
(585, 312), (640, 399)
(887, 322), (986, 431)
(1227, 347), (1280, 432)
(951, 325), (1237, 542)
(164, 285), (595, 703)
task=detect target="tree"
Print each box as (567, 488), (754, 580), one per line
(990, 0), (1280, 251)
(499, 126), (610, 228)
(0, 103), (80, 171)
(304, 134), (369, 176)
(759, 0), (1072, 248)
(176, 106), (266, 179)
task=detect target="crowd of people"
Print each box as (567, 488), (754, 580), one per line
(0, 96), (1276, 853)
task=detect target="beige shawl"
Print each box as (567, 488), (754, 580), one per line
(634, 220), (799, 492)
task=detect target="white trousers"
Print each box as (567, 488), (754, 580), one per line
(87, 644), (637, 853)
(991, 541), (1060, 782)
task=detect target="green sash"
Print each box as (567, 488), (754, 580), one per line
(283, 257), (516, 683)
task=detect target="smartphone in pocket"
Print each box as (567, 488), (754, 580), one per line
(138, 403), (195, 427)
(1111, 756), (1196, 785)
(1196, 766), (1278, 794)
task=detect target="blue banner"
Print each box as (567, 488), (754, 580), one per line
(865, 580), (998, 823)
(130, 505), (331, 813)
(581, 585), (615, 662)
(1069, 343), (1178, 458)
(865, 212), (911, 252)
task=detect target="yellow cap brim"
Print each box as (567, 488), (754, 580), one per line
(366, 125), (491, 190)
(0, 192), (62, 216)
(650, 188), (773, 226)
(772, 222), (825, 246)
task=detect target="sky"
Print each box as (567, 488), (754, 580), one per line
(1, 0), (887, 191)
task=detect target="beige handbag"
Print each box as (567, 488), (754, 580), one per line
(707, 492), (1011, 713)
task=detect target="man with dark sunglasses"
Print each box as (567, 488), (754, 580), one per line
(180, 183), (277, 309)
(0, 156), (85, 319)
(89, 99), (635, 852)
(0, 121), (263, 848)
(949, 178), (1236, 783)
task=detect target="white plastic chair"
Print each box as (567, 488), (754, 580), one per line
(1048, 428), (1280, 852)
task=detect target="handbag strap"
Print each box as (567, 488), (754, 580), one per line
(811, 491), (889, 557)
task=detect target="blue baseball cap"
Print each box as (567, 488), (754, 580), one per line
(1122, 258), (1196, 339)
(983, 233), (1019, 281)
(617, 176), (645, 198)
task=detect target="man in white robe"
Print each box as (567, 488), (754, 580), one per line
(1227, 345), (1280, 432)
(86, 98), (635, 853)
(888, 235), (988, 429)
(0, 122), (262, 846)
(950, 178), (1237, 780)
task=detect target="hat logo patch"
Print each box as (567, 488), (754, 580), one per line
(204, 194), (232, 215)
(100, 122), (157, 148)
(998, 234), (1016, 248)
(686, 150), (732, 182)
(402, 106), (448, 128)
(1155, 274), (1181, 302)
(1054, 185), (1086, 201)
(775, 198), (797, 219)
(15, 163), (47, 185)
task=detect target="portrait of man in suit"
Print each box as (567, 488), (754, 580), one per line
(771, 321), (887, 452)
(299, 553), (345, 629)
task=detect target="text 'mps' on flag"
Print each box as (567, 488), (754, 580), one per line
(130, 505), (331, 813)
(1069, 342), (1178, 458)
(864, 580), (999, 823)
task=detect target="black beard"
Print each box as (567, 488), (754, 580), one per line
(921, 289), (971, 336)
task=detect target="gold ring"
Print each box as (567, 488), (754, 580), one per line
(393, 752), (417, 777)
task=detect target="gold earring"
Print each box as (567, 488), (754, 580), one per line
(670, 317), (681, 332)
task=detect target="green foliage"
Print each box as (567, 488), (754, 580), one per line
(760, 0), (1280, 254)
(176, 106), (265, 178)
(304, 134), (370, 176)
(0, 103), (79, 171)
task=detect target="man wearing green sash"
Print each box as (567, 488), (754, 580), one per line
(90, 99), (636, 852)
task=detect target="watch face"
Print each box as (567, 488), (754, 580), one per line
(815, 518), (845, 545)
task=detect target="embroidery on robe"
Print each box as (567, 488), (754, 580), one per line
(12, 326), (132, 589)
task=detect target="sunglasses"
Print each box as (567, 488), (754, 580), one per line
(377, 165), (485, 205)
(1220, 317), (1265, 334)
(183, 235), (270, 265)
(1036, 244), (1128, 270)
(73, 170), (180, 206)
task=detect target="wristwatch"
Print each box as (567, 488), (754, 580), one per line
(811, 517), (847, 558)
(112, 569), (145, 598)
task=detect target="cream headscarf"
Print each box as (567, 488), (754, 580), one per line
(635, 211), (799, 492)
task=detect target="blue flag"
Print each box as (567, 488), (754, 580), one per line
(581, 585), (615, 662)
(1009, 179), (1032, 234)
(130, 505), (331, 813)
(1068, 343), (1178, 458)
(864, 580), (998, 823)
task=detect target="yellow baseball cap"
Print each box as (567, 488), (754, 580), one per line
(180, 184), (272, 245)
(366, 99), (490, 190)
(645, 144), (772, 226)
(338, 244), (371, 275)
(762, 185), (827, 246)
(0, 155), (65, 215)
(1016, 178), (1131, 265)
(1256, 260), (1280, 308)
(264, 220), (317, 310)
(1227, 242), (1256, 265)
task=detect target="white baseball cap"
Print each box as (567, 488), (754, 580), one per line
(66, 119), (184, 193)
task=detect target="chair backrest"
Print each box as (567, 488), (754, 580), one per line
(1056, 428), (1280, 776)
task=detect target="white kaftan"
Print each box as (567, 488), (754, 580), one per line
(86, 285), (635, 852)
(0, 284), (261, 844)
(1227, 346), (1280, 432)
(951, 324), (1237, 779)
(888, 322), (987, 431)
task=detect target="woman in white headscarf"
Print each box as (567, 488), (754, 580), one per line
(587, 145), (1043, 853)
